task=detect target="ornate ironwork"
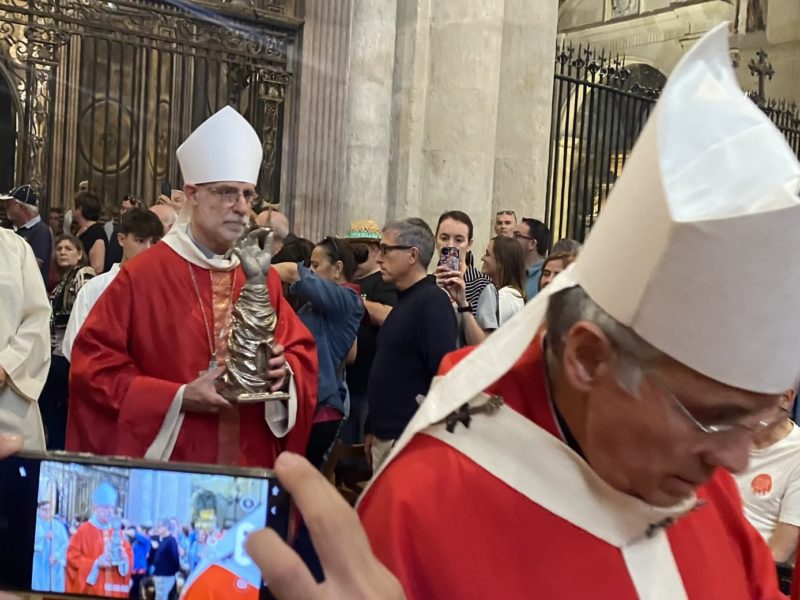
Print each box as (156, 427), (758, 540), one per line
(0, 0), (297, 208)
(748, 48), (774, 105)
(745, 51), (800, 159)
(545, 42), (664, 244)
(546, 43), (799, 245)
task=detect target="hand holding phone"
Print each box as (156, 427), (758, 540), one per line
(0, 451), (289, 599)
(247, 453), (405, 599)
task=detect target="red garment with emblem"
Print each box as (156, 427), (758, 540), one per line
(181, 564), (257, 600)
(66, 242), (318, 467)
(358, 342), (785, 599)
(65, 522), (133, 598)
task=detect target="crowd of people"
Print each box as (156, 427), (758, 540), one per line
(0, 145), (580, 470)
(3, 24), (800, 599)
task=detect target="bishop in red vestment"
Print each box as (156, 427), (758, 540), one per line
(66, 106), (317, 467)
(355, 25), (800, 600)
(359, 340), (785, 599)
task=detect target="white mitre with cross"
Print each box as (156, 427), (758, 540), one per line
(371, 22), (800, 483)
(177, 105), (263, 185)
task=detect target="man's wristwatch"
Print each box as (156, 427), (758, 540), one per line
(457, 305), (472, 313)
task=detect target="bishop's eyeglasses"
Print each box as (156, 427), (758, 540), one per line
(626, 356), (789, 437)
(200, 184), (259, 207)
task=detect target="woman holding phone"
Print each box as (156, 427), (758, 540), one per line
(433, 211), (499, 346)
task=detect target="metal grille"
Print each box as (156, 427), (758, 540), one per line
(544, 45), (663, 245)
(749, 95), (800, 159)
(0, 0), (295, 212)
(545, 44), (800, 246)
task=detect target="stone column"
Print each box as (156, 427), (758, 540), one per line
(290, 0), (353, 241)
(389, 0), (507, 250)
(385, 0), (557, 249)
(492, 0), (558, 227)
(314, 0), (558, 246)
(339, 0), (398, 230)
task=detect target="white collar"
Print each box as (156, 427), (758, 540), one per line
(15, 214), (41, 230)
(161, 223), (240, 272)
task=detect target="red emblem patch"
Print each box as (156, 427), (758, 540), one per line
(751, 473), (772, 495)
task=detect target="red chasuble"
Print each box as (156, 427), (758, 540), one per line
(66, 242), (317, 467)
(65, 522), (133, 598)
(358, 342), (785, 599)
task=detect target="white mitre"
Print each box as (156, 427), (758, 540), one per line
(176, 105), (262, 185)
(369, 23), (800, 483)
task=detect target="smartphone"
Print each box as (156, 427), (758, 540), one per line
(438, 246), (460, 271)
(0, 451), (290, 599)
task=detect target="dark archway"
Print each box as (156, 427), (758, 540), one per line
(546, 49), (667, 243)
(0, 71), (15, 193)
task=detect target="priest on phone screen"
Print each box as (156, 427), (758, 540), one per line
(65, 483), (132, 598)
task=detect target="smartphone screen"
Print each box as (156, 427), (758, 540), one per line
(0, 452), (289, 599)
(438, 247), (460, 271)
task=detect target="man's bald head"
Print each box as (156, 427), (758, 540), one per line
(255, 209), (290, 253)
(149, 204), (178, 233)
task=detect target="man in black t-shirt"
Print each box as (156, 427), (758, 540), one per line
(1, 184), (53, 282)
(365, 218), (457, 471)
(342, 219), (398, 444)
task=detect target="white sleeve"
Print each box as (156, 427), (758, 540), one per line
(144, 385), (185, 461)
(62, 285), (92, 362)
(475, 283), (498, 330)
(264, 361), (297, 437)
(498, 288), (524, 327)
(778, 465), (800, 527)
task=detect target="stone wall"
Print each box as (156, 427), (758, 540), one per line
(290, 0), (559, 250)
(558, 0), (799, 108)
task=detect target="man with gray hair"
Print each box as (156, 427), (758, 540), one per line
(364, 217), (457, 471)
(1, 184), (52, 282)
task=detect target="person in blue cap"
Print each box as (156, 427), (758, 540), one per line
(1, 184), (52, 283)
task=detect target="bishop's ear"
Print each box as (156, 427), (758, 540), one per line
(560, 322), (615, 392)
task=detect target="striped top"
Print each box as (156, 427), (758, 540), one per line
(465, 265), (491, 318)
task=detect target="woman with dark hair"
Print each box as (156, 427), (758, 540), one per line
(434, 210), (499, 346)
(74, 191), (108, 274)
(481, 236), (527, 325)
(40, 234), (95, 449)
(272, 236), (364, 467)
(434, 211), (494, 317)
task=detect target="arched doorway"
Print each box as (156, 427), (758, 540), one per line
(0, 70), (16, 193)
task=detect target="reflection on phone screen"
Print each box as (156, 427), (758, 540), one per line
(0, 456), (286, 599)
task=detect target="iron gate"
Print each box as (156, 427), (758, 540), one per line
(0, 0), (297, 212)
(545, 44), (800, 246)
(544, 44), (664, 245)
(750, 95), (800, 158)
